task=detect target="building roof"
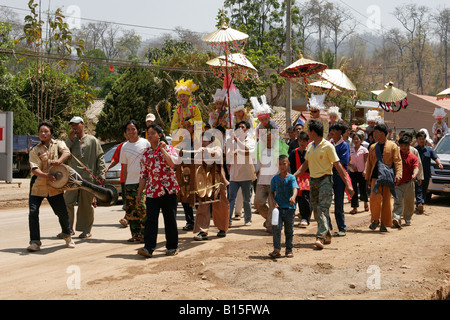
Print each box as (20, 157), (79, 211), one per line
(411, 93), (450, 111)
(271, 106), (303, 134)
(355, 100), (381, 109)
(85, 99), (105, 124)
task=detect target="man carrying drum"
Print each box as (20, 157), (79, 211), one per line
(27, 122), (75, 252)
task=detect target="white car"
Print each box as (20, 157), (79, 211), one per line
(104, 144), (122, 197)
(428, 133), (450, 198)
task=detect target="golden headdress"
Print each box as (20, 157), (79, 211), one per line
(175, 79), (199, 96)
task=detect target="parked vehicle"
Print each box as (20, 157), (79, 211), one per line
(104, 144), (122, 196)
(13, 135), (40, 178)
(428, 133), (450, 199)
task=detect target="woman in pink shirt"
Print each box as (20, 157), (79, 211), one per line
(348, 132), (369, 214)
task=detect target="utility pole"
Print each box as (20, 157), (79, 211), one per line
(286, 0), (292, 128)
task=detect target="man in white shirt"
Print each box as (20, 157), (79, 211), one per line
(120, 120), (150, 242)
(227, 121), (256, 226)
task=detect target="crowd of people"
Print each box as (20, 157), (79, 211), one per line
(26, 78), (448, 260)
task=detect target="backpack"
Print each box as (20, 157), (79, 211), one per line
(373, 143), (397, 199)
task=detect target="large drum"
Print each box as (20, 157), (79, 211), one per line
(176, 162), (222, 206)
(48, 164), (118, 206)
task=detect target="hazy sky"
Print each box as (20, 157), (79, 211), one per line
(1, 0), (449, 40)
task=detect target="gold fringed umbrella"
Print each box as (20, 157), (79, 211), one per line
(377, 81), (408, 112)
(206, 53), (258, 82)
(377, 81), (408, 137)
(202, 20), (249, 127)
(319, 68), (357, 92)
(201, 21), (249, 47)
(437, 87), (450, 100)
(309, 80), (341, 91)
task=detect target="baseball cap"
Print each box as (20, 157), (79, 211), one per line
(69, 116), (84, 124)
(146, 113), (156, 122)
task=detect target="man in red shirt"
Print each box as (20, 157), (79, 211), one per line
(105, 133), (128, 226)
(392, 135), (419, 228)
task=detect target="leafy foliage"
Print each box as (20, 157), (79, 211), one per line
(96, 40), (222, 141)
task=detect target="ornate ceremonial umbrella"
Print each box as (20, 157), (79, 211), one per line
(436, 87), (450, 100)
(279, 52), (328, 107)
(309, 80), (341, 92)
(202, 20), (249, 127)
(377, 81), (408, 136)
(206, 52), (258, 82)
(319, 68), (357, 92)
(377, 81), (408, 113)
(279, 52), (327, 79)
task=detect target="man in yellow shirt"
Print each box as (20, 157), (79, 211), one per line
(294, 120), (354, 249)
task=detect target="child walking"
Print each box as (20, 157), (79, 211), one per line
(392, 135), (419, 228)
(269, 155), (299, 258)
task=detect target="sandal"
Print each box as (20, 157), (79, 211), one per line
(349, 208), (357, 215)
(268, 250), (281, 259)
(364, 204), (369, 212)
(182, 224), (193, 231)
(127, 236), (141, 243)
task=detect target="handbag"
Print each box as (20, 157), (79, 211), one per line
(373, 143), (397, 199)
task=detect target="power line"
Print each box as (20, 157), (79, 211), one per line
(0, 47), (212, 74)
(335, 0), (390, 34)
(0, 4), (205, 36)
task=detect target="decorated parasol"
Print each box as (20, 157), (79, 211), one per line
(309, 80), (341, 92)
(280, 52), (327, 79)
(206, 52), (258, 82)
(377, 81), (408, 113)
(319, 68), (357, 92)
(201, 21), (249, 48)
(436, 87), (450, 100)
(279, 52), (328, 108)
(202, 20), (249, 127)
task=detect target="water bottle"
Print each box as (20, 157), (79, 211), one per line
(271, 208), (279, 226)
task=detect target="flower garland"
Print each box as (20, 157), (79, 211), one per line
(378, 98), (408, 113)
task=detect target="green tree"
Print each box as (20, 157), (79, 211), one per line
(222, 0), (301, 105)
(0, 21), (36, 134)
(18, 0), (91, 128)
(97, 40), (221, 141)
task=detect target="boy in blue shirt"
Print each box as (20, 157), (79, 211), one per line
(269, 155), (299, 258)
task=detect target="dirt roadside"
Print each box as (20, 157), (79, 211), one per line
(0, 179), (449, 300)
